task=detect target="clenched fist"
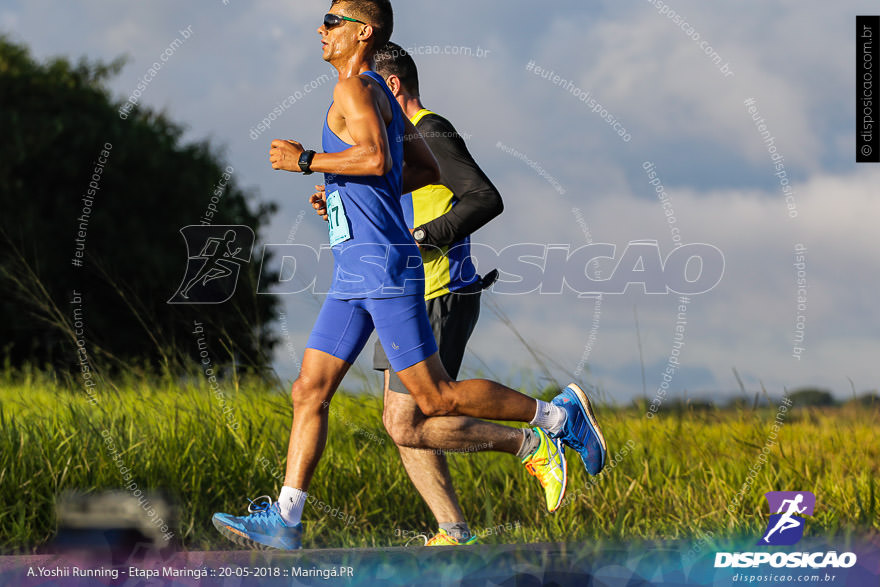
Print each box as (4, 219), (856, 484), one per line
(310, 185), (328, 222)
(270, 139), (304, 172)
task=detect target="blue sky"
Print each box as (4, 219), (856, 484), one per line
(4, 0), (878, 403)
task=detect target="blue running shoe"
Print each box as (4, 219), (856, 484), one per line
(549, 383), (608, 476)
(212, 495), (302, 550)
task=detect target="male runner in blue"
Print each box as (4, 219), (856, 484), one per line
(212, 0), (607, 550)
(309, 42), (568, 546)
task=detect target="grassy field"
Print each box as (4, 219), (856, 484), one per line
(0, 368), (878, 553)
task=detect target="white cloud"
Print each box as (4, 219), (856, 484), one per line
(523, 5), (823, 170)
(461, 165), (880, 400)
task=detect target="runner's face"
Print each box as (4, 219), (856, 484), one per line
(317, 7), (369, 63)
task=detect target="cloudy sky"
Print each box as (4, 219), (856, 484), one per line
(4, 0), (878, 404)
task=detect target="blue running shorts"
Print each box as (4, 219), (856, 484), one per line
(305, 295), (438, 372)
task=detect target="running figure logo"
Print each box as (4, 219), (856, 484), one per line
(759, 491), (816, 546)
(168, 226), (254, 304)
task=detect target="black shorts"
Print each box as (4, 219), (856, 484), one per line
(373, 285), (481, 393)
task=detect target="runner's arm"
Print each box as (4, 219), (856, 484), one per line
(271, 77), (392, 176)
(401, 116), (440, 194)
(412, 115), (503, 248)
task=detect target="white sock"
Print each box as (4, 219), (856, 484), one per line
(278, 486), (307, 526)
(530, 400), (567, 435)
(515, 428), (541, 460)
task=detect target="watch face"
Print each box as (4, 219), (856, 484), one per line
(298, 150), (315, 173)
(413, 229), (425, 242)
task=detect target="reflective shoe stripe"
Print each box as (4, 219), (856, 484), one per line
(226, 526), (249, 539)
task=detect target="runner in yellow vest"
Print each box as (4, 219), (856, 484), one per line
(371, 42), (569, 545)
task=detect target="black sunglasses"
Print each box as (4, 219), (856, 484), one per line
(323, 13), (368, 29)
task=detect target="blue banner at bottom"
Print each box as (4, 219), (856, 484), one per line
(1, 535), (878, 586)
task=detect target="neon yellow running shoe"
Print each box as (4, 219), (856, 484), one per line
(522, 427), (568, 512)
(425, 529), (479, 546)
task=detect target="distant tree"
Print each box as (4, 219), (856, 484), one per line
(788, 388), (835, 407)
(0, 36), (278, 377)
(724, 397), (751, 410)
(845, 392), (879, 408)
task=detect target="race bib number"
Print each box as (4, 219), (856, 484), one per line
(326, 190), (351, 246)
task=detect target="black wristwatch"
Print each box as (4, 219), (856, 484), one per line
(298, 150), (316, 175)
(412, 227), (427, 244)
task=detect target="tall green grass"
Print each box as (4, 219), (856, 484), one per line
(0, 370), (877, 553)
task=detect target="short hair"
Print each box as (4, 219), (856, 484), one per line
(331, 0), (393, 53)
(372, 42), (420, 96)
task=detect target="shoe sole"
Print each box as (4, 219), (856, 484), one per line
(212, 517), (301, 551)
(548, 436), (568, 513)
(567, 383), (608, 474)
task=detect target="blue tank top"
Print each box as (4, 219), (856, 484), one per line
(322, 71), (424, 299)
